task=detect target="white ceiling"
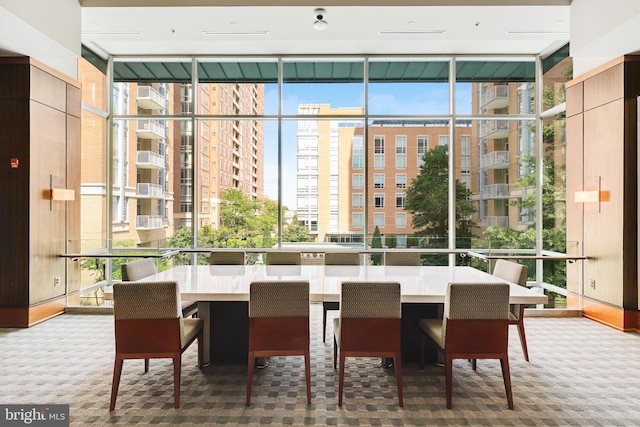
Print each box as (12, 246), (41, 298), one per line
(81, 4), (571, 59)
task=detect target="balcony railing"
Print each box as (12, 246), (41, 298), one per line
(479, 85), (509, 110)
(479, 120), (510, 139)
(480, 150), (510, 169)
(136, 215), (163, 230)
(480, 183), (510, 198)
(480, 215), (509, 227)
(136, 119), (166, 139)
(136, 183), (164, 198)
(136, 86), (167, 110)
(136, 151), (165, 170)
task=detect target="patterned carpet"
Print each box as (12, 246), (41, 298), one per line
(1, 304), (640, 426)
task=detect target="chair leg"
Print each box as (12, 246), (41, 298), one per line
(338, 354), (346, 407)
(445, 355), (453, 409)
(394, 353), (404, 407)
(419, 333), (426, 370)
(173, 356), (181, 409)
(500, 357), (514, 410)
(322, 305), (328, 343)
(304, 349), (311, 405)
(516, 306), (529, 361)
(109, 357), (124, 411)
(333, 337), (338, 370)
(471, 359), (477, 371)
(144, 358), (149, 373)
(246, 351), (255, 406)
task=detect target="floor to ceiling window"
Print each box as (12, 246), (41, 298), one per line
(75, 46), (570, 305)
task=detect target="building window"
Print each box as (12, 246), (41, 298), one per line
(352, 173), (364, 189)
(395, 174), (406, 189)
(374, 213), (385, 227)
(352, 136), (363, 169)
(395, 135), (407, 169)
(396, 193), (405, 208)
(417, 135), (428, 167)
(352, 193), (364, 208)
(352, 213), (363, 228)
(439, 135), (449, 146)
(395, 213), (407, 228)
(374, 194), (385, 208)
(396, 234), (407, 248)
(374, 173), (385, 188)
(374, 136), (385, 169)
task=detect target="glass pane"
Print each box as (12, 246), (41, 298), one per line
(368, 60), (450, 115)
(282, 60), (364, 115)
(113, 59), (192, 116)
(284, 118), (365, 246)
(456, 59), (536, 116)
(463, 119), (537, 251)
(196, 59), (278, 115)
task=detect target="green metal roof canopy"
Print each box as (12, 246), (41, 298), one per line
(82, 46), (567, 84)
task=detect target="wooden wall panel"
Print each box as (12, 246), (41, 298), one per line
(583, 63), (624, 112)
(30, 66), (67, 113)
(66, 113), (81, 294)
(0, 100), (30, 306)
(29, 100), (67, 304)
(566, 112), (584, 297)
(0, 62), (29, 100)
(582, 99), (625, 307)
(566, 81), (583, 118)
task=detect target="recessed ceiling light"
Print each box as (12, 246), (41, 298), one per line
(379, 30), (446, 35)
(202, 31), (270, 36)
(507, 30), (569, 34)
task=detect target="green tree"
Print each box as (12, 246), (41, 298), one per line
(371, 226), (383, 265)
(405, 145), (476, 264)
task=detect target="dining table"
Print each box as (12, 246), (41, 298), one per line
(145, 264), (548, 364)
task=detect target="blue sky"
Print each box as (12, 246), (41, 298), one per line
(262, 82), (473, 208)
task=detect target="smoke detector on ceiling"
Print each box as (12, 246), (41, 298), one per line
(313, 8), (328, 31)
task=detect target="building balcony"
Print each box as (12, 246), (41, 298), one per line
(479, 85), (509, 110)
(136, 183), (164, 199)
(136, 86), (167, 110)
(479, 215), (509, 227)
(136, 119), (166, 139)
(479, 120), (510, 139)
(480, 150), (510, 169)
(136, 150), (165, 170)
(480, 183), (510, 198)
(136, 215), (163, 230)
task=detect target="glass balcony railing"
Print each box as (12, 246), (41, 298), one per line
(136, 183), (164, 198)
(479, 120), (510, 139)
(136, 119), (166, 139)
(479, 150), (509, 169)
(136, 215), (164, 230)
(479, 85), (509, 110)
(480, 183), (510, 198)
(136, 86), (167, 110)
(136, 150), (165, 169)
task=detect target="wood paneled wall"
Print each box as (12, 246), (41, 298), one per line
(566, 55), (640, 331)
(0, 57), (80, 327)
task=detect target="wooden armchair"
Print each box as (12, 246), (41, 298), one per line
(321, 252), (361, 343)
(419, 282), (513, 409)
(121, 258), (198, 318)
(333, 281), (403, 407)
(109, 280), (204, 410)
(493, 259), (530, 361)
(246, 280), (310, 406)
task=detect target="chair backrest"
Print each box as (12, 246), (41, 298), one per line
(210, 251), (245, 265)
(340, 281), (401, 319)
(113, 281), (181, 320)
(121, 258), (157, 281)
(442, 282), (510, 349)
(265, 251), (301, 265)
(385, 252), (421, 266)
(249, 281), (309, 318)
(324, 252), (360, 266)
(493, 259), (528, 287)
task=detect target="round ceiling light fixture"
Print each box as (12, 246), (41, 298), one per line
(313, 8), (328, 31)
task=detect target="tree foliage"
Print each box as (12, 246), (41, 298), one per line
(405, 144), (476, 248)
(370, 226), (383, 265)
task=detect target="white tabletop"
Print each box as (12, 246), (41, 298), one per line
(149, 264), (548, 305)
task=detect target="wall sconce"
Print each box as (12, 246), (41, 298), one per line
(575, 176), (609, 213)
(44, 175), (75, 210)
